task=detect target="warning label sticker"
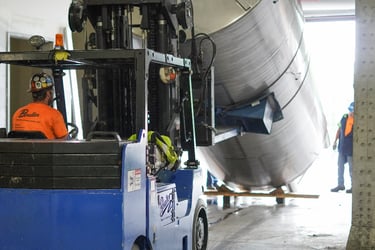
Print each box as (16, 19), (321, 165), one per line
(128, 168), (141, 192)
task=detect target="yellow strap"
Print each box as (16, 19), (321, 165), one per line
(128, 131), (178, 164)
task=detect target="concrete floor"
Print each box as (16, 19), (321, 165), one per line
(205, 149), (352, 250)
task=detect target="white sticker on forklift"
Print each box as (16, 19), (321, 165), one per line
(128, 168), (141, 192)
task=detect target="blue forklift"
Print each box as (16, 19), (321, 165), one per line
(0, 0), (209, 249)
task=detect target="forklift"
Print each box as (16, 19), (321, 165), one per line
(0, 0), (209, 249)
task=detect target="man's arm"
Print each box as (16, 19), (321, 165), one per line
(332, 127), (340, 150)
(53, 110), (69, 140)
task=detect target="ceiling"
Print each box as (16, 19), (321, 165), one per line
(300, 0), (355, 21)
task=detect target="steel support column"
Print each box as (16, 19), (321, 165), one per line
(347, 0), (375, 248)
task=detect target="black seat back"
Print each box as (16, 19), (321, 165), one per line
(8, 130), (47, 139)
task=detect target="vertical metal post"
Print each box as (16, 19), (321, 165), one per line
(347, 0), (375, 248)
(52, 69), (67, 125)
(180, 69), (199, 168)
(135, 50), (148, 135)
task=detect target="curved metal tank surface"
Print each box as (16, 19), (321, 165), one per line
(190, 0), (329, 189)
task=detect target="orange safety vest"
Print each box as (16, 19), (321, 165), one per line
(344, 115), (353, 136)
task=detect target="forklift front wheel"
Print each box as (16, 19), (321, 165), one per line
(193, 199), (208, 250)
(131, 236), (151, 250)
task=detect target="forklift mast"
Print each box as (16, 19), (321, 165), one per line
(69, 0), (191, 135)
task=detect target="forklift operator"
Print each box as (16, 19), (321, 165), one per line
(12, 72), (69, 139)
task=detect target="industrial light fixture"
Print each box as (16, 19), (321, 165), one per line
(28, 35), (46, 50)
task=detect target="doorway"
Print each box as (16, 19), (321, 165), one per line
(7, 34), (52, 129)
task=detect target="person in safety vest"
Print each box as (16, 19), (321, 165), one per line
(12, 72), (68, 139)
(331, 102), (354, 193)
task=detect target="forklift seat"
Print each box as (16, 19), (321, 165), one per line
(7, 130), (47, 139)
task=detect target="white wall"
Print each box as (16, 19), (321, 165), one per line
(305, 20), (355, 139)
(0, 0), (72, 128)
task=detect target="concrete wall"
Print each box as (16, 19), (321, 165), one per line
(0, 0), (71, 128)
(347, 0), (375, 248)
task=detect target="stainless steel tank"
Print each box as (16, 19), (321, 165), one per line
(190, 0), (329, 189)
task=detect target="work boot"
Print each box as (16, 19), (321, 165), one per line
(330, 186), (345, 192)
(346, 188), (352, 193)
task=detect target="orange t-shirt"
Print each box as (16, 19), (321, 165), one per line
(12, 102), (68, 139)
